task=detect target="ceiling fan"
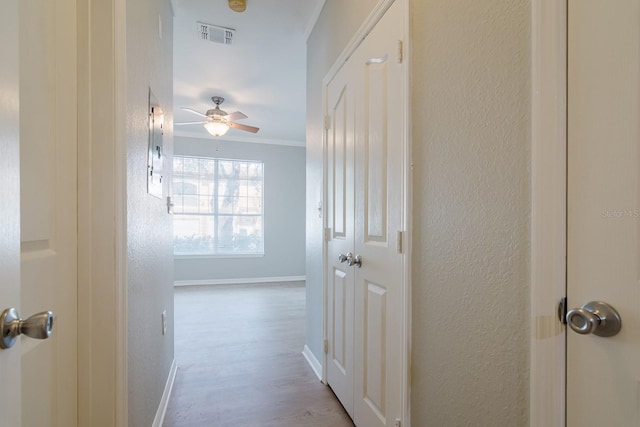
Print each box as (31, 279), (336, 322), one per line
(176, 96), (259, 137)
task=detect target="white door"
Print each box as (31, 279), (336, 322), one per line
(326, 55), (357, 416)
(0, 0), (78, 425)
(325, 2), (405, 425)
(567, 0), (640, 424)
(351, 2), (404, 426)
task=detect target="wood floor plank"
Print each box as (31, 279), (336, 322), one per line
(164, 282), (354, 427)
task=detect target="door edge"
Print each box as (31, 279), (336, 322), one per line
(530, 0), (567, 425)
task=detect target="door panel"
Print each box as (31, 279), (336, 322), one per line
(326, 63), (356, 416)
(364, 61), (388, 242)
(19, 0), (78, 424)
(567, 0), (640, 425)
(331, 268), (349, 373)
(353, 2), (404, 426)
(363, 281), (387, 420)
(332, 87), (349, 239)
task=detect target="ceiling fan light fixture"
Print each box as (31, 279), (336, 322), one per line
(177, 96), (258, 135)
(204, 120), (230, 136)
(228, 0), (246, 13)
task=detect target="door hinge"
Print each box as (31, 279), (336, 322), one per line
(397, 40), (404, 64)
(324, 115), (331, 130)
(558, 297), (567, 324)
(397, 230), (404, 254)
(324, 339), (329, 354)
(324, 227), (331, 242)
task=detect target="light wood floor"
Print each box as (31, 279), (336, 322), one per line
(164, 282), (354, 427)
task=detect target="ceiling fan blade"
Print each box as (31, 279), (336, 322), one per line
(226, 111), (248, 121)
(180, 107), (208, 118)
(175, 121), (208, 125)
(229, 122), (259, 133)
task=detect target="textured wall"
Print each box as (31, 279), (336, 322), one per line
(306, 0), (380, 362)
(410, 0), (530, 424)
(307, 0), (531, 424)
(173, 137), (306, 282)
(125, 0), (175, 425)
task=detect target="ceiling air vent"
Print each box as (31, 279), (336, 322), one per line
(198, 22), (235, 45)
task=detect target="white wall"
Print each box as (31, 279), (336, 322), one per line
(126, 0), (175, 425)
(174, 136), (306, 283)
(307, 0), (531, 424)
(410, 0), (530, 424)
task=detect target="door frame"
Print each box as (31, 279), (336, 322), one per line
(321, 0), (412, 424)
(77, 0), (128, 424)
(530, 0), (567, 425)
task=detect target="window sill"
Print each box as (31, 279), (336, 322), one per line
(174, 254), (265, 260)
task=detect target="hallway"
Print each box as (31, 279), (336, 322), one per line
(164, 282), (353, 426)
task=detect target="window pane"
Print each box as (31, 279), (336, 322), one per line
(248, 163), (262, 178)
(218, 161), (238, 179)
(183, 195), (198, 211)
(239, 162), (249, 179)
(218, 196), (238, 214)
(218, 179), (240, 199)
(202, 159), (215, 175)
(248, 179), (262, 197)
(174, 215), (215, 255)
(172, 195), (184, 213)
(198, 195), (214, 213)
(182, 180), (198, 195)
(218, 215), (263, 253)
(198, 179), (213, 197)
(238, 180), (248, 198)
(183, 157), (199, 173)
(173, 156), (184, 172)
(247, 197), (262, 214)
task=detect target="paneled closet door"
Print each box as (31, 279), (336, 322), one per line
(326, 57), (356, 417)
(325, 2), (405, 426)
(352, 2), (404, 426)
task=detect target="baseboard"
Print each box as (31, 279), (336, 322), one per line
(302, 345), (323, 381)
(174, 276), (306, 287)
(152, 359), (177, 427)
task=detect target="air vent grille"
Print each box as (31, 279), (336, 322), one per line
(198, 22), (235, 45)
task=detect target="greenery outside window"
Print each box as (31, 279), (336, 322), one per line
(173, 155), (264, 256)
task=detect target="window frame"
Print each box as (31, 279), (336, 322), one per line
(172, 155), (265, 257)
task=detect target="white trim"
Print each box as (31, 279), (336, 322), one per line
(304, 0), (326, 41)
(174, 130), (306, 147)
(321, 62), (329, 386)
(401, 0), (412, 425)
(174, 275), (306, 287)
(115, 0), (128, 423)
(152, 360), (177, 427)
(302, 345), (323, 381)
(530, 0), (567, 426)
(77, 0), (128, 423)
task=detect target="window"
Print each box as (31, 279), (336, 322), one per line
(173, 156), (264, 256)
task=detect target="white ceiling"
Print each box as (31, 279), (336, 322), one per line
(173, 0), (323, 146)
